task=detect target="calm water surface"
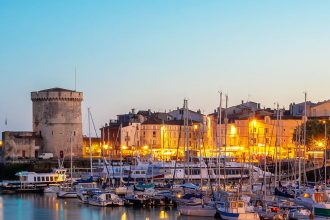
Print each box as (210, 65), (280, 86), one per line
(0, 194), (212, 220)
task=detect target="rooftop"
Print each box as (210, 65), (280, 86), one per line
(37, 87), (78, 93)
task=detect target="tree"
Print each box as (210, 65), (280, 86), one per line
(293, 119), (329, 150)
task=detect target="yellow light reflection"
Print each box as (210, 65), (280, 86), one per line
(159, 210), (167, 219)
(121, 212), (127, 220)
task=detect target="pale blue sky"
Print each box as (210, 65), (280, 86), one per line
(1, 1), (330, 134)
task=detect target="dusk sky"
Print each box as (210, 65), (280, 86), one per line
(1, 1), (330, 135)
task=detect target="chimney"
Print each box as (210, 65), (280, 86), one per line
(242, 100), (244, 104)
(132, 108), (135, 114)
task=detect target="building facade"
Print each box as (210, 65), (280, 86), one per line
(31, 88), (83, 158)
(1, 131), (42, 160)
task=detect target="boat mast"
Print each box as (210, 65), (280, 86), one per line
(218, 91), (222, 186)
(88, 108), (93, 177)
(183, 99), (189, 182)
(171, 100), (185, 186)
(224, 94), (228, 189)
(263, 127), (267, 201)
(303, 91), (307, 184)
(298, 124), (301, 190)
(279, 107), (283, 184)
(119, 123), (123, 187)
(275, 103), (279, 188)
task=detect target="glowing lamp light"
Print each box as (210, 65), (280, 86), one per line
(230, 125), (236, 135)
(252, 120), (257, 127)
(318, 142), (324, 147)
(194, 125), (198, 130)
(143, 145), (149, 150)
(121, 145), (128, 150)
(103, 145), (109, 150)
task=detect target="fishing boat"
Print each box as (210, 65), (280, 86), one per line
(215, 195), (260, 220)
(312, 191), (330, 218)
(88, 192), (124, 207)
(216, 202), (260, 220)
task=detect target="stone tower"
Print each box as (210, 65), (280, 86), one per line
(31, 88), (83, 158)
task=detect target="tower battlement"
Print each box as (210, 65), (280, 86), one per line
(31, 88), (83, 101)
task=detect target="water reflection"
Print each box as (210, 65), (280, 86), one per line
(0, 194), (214, 220)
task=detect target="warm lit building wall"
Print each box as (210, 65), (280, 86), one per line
(310, 101), (330, 117)
(233, 117), (302, 160)
(140, 123), (200, 160)
(120, 123), (141, 148)
(82, 136), (101, 158)
(208, 113), (303, 160)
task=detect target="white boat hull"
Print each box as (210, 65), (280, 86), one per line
(179, 205), (216, 217)
(57, 191), (77, 198)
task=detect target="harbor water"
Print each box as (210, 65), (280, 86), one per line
(0, 193), (206, 220)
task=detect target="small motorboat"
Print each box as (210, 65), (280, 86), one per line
(44, 186), (60, 193)
(115, 186), (133, 195)
(57, 187), (77, 198)
(88, 192), (124, 207)
(125, 194), (149, 206)
(289, 208), (311, 220)
(77, 188), (103, 203)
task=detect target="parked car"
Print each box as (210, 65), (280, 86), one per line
(38, 153), (54, 160)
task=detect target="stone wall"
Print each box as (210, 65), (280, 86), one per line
(31, 88), (83, 158)
(1, 131), (41, 159)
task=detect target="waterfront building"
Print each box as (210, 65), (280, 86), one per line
(208, 108), (303, 161)
(100, 109), (204, 160)
(168, 107), (204, 123)
(1, 131), (42, 160)
(1, 87), (84, 162)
